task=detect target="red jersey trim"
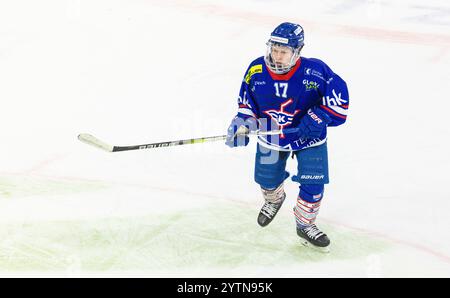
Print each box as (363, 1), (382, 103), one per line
(266, 59), (301, 81)
(320, 105), (348, 119)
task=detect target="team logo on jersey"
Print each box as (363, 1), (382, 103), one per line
(245, 64), (262, 84)
(263, 99), (300, 136)
(303, 79), (320, 91)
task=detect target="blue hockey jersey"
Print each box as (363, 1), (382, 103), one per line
(235, 56), (349, 151)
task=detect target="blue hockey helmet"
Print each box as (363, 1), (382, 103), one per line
(265, 22), (304, 74)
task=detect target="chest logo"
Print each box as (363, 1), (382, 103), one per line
(263, 98), (300, 128)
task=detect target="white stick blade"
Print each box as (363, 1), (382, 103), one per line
(78, 133), (114, 152)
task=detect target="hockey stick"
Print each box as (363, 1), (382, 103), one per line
(78, 127), (298, 153)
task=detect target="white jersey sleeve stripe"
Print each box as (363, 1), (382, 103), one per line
(237, 108), (256, 117)
(327, 105), (348, 116)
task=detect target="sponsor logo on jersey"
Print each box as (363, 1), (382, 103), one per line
(293, 137), (323, 148)
(302, 79), (319, 91)
(254, 80), (266, 85)
(238, 91), (253, 108)
(304, 68), (332, 83)
(322, 89), (347, 106)
(245, 64), (263, 84)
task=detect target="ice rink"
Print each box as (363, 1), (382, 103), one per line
(0, 0), (449, 277)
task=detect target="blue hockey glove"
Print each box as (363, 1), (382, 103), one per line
(225, 116), (258, 147)
(295, 107), (332, 139)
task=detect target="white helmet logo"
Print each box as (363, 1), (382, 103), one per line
(269, 36), (289, 44)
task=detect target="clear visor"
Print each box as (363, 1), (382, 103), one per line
(264, 41), (301, 74)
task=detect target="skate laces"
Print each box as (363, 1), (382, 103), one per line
(261, 202), (278, 218)
(303, 225), (324, 240)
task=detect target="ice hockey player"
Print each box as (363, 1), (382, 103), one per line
(225, 22), (349, 252)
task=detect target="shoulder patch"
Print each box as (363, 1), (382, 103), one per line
(245, 64), (262, 84)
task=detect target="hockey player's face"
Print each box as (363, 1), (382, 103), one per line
(271, 45), (293, 67)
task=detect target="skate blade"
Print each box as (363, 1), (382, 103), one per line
(299, 239), (330, 253)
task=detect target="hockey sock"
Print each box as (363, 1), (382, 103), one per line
(261, 183), (285, 203)
(294, 184), (324, 228)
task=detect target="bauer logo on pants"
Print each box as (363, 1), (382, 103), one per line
(300, 175), (325, 180)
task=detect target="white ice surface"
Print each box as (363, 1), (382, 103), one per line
(0, 0), (449, 277)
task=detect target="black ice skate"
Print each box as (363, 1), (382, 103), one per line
(296, 224), (330, 253)
(257, 184), (286, 227)
(257, 196), (285, 227)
